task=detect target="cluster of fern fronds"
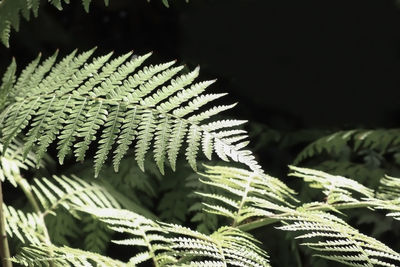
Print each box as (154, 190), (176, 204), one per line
(0, 49), (399, 267)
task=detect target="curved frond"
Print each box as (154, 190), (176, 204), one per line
(0, 50), (259, 176)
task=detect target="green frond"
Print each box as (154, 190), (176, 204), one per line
(0, 50), (257, 176)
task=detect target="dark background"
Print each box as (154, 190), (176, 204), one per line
(1, 0), (399, 130)
(1, 1), (400, 266)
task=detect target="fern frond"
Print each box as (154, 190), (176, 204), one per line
(0, 50), (258, 176)
(294, 129), (400, 165)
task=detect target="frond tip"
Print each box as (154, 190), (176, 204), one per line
(0, 49), (259, 176)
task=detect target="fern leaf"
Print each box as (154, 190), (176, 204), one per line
(0, 50), (257, 175)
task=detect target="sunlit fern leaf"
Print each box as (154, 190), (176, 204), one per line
(275, 209), (400, 267)
(13, 244), (126, 267)
(4, 204), (45, 245)
(294, 129), (400, 165)
(196, 165), (297, 226)
(0, 50), (259, 177)
(288, 166), (374, 205)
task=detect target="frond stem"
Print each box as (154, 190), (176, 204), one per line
(232, 174), (255, 227)
(0, 180), (12, 267)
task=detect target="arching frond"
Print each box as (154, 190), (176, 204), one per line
(0, 50), (259, 176)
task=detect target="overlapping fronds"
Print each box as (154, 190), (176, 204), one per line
(196, 165), (296, 226)
(0, 49), (259, 177)
(3, 204), (44, 245)
(294, 129), (400, 165)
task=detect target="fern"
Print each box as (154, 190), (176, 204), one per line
(0, 50), (259, 177)
(294, 129), (400, 165)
